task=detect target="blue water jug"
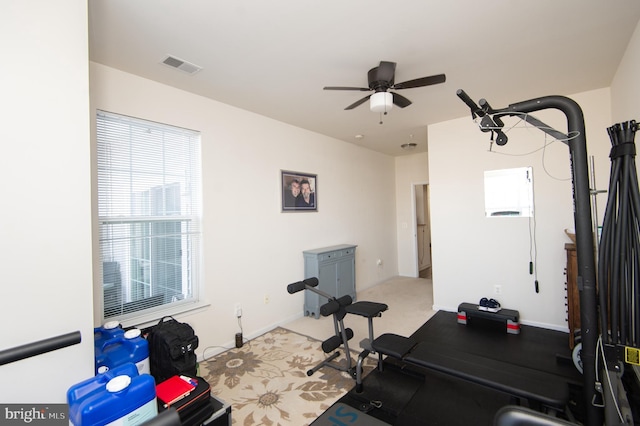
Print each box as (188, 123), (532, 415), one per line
(96, 329), (150, 375)
(67, 363), (157, 426)
(67, 363), (158, 426)
(94, 321), (124, 358)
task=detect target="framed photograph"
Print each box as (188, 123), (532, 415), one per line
(281, 170), (317, 212)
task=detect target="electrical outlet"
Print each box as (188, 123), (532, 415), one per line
(494, 285), (502, 295)
(264, 294), (270, 304)
(234, 303), (242, 317)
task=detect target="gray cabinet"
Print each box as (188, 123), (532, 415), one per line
(303, 244), (357, 318)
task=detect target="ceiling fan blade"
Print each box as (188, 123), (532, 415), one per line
(392, 73), (446, 90)
(376, 61), (396, 83)
(345, 94), (371, 110)
(324, 86), (371, 91)
(392, 92), (412, 108)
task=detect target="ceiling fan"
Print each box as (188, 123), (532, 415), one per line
(324, 61), (446, 113)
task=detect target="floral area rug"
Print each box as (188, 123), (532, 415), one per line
(199, 327), (376, 426)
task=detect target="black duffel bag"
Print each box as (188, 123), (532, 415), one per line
(147, 316), (199, 383)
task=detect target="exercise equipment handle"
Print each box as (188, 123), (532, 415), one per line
(287, 277), (320, 294)
(0, 331), (81, 366)
(479, 98), (495, 114)
(287, 281), (305, 294)
(456, 89), (484, 117)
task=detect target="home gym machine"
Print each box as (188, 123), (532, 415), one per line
(456, 89), (602, 425)
(287, 277), (387, 378)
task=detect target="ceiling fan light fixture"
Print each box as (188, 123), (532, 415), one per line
(401, 142), (417, 150)
(370, 92), (393, 113)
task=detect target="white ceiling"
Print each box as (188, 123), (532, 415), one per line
(88, 0), (640, 157)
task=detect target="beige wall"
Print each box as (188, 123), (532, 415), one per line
(89, 63), (399, 355)
(611, 18), (640, 124)
(0, 0), (94, 402)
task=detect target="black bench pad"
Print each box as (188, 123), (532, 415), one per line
(372, 334), (569, 410)
(372, 333), (417, 359)
(345, 301), (388, 318)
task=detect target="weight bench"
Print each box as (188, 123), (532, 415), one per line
(287, 278), (387, 378)
(356, 333), (570, 414)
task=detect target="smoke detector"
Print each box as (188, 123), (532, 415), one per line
(161, 55), (202, 75)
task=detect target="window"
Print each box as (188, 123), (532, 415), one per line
(97, 111), (202, 324)
(484, 167), (534, 217)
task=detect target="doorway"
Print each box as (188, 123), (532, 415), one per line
(414, 183), (432, 278)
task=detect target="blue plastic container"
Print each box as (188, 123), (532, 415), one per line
(95, 329), (150, 375)
(94, 321), (124, 366)
(67, 363), (157, 426)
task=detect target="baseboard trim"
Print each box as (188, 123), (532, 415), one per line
(198, 311), (305, 362)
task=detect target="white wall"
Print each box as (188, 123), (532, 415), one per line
(395, 152), (429, 276)
(89, 63), (399, 355)
(611, 13), (640, 189)
(0, 1), (94, 402)
(428, 88), (612, 329)
(611, 18), (640, 124)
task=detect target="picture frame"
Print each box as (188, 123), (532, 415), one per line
(281, 170), (317, 212)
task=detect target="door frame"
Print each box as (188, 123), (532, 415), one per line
(411, 181), (430, 277)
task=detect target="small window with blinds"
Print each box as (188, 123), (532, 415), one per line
(97, 111), (202, 323)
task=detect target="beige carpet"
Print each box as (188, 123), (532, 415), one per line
(200, 327), (376, 426)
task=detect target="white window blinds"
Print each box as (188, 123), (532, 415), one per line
(96, 111), (202, 323)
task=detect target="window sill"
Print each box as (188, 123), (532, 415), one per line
(117, 299), (211, 330)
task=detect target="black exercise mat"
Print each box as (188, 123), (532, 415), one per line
(396, 369), (514, 426)
(410, 311), (582, 384)
(339, 364), (424, 424)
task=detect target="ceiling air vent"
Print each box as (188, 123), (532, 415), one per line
(161, 55), (202, 75)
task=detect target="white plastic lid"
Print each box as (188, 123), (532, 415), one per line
(124, 329), (141, 339)
(97, 366), (110, 374)
(103, 321), (120, 330)
(106, 375), (131, 393)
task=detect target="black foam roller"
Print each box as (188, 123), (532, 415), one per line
(321, 328), (354, 353)
(337, 295), (353, 306)
(303, 277), (319, 287)
(344, 328), (354, 341)
(287, 281), (306, 294)
(320, 300), (340, 317)
(322, 335), (341, 353)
